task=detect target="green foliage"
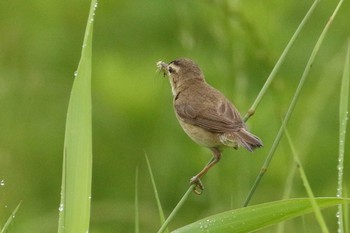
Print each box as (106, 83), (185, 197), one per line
(0, 0), (349, 232)
(145, 154), (167, 232)
(285, 129), (329, 233)
(173, 198), (350, 233)
(0, 202), (21, 233)
(337, 39), (350, 233)
(57, 1), (97, 232)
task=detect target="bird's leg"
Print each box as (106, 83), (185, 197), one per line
(190, 148), (221, 194)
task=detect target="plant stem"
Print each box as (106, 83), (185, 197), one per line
(243, 0), (320, 122)
(243, 0), (345, 207)
(157, 185), (195, 233)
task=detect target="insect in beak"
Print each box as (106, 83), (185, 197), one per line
(156, 61), (169, 77)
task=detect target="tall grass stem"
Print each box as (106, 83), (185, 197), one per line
(243, 0), (320, 122)
(336, 39), (350, 233)
(243, 0), (345, 207)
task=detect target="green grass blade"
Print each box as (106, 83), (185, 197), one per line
(337, 39), (350, 233)
(284, 128), (329, 233)
(158, 186), (195, 233)
(243, 0), (345, 207)
(135, 167), (139, 233)
(344, 187), (349, 233)
(172, 198), (350, 233)
(0, 202), (21, 233)
(276, 161), (297, 233)
(57, 1), (97, 232)
(243, 0), (320, 122)
(145, 154), (168, 232)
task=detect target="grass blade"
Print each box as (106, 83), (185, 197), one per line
(145, 154), (167, 232)
(135, 167), (139, 233)
(0, 202), (21, 233)
(344, 187), (349, 233)
(158, 186), (195, 233)
(243, 0), (320, 122)
(172, 198), (350, 233)
(243, 0), (345, 207)
(284, 128), (329, 233)
(57, 1), (97, 232)
(336, 39), (350, 233)
(276, 161), (297, 233)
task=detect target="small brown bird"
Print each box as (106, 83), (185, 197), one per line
(157, 58), (262, 194)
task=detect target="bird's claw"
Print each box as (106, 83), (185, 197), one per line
(190, 176), (204, 195)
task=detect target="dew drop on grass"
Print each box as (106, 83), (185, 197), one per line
(58, 203), (64, 212)
(0, 179), (4, 186)
(336, 211), (340, 218)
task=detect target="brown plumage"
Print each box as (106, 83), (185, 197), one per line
(157, 58), (262, 194)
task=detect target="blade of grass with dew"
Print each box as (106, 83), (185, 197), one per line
(243, 0), (345, 207)
(135, 167), (139, 233)
(145, 154), (168, 233)
(0, 202), (21, 233)
(172, 198), (350, 233)
(344, 187), (349, 233)
(337, 39), (350, 233)
(284, 128), (329, 233)
(243, 0), (320, 122)
(57, 1), (97, 232)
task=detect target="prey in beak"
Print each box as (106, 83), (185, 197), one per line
(156, 61), (169, 77)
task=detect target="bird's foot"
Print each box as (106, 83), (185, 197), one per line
(190, 176), (204, 195)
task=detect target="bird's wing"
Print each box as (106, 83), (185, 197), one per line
(175, 98), (244, 133)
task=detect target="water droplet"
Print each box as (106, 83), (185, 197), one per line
(74, 71), (78, 77)
(58, 204), (64, 212)
(336, 211), (340, 218)
(0, 180), (5, 186)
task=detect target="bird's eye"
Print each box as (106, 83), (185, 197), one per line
(168, 66), (175, 73)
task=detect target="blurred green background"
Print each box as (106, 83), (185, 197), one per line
(1, 0), (350, 232)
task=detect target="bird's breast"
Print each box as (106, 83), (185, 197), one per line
(176, 116), (222, 148)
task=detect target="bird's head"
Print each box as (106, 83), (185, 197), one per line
(157, 58), (204, 96)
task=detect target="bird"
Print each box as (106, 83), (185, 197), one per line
(156, 58), (263, 194)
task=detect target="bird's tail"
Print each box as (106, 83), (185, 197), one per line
(234, 128), (263, 152)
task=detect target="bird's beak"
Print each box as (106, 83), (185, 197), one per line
(156, 61), (169, 77)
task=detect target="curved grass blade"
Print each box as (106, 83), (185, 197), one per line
(135, 167), (139, 233)
(243, 0), (345, 207)
(157, 186), (195, 233)
(172, 198), (350, 233)
(0, 202), (21, 233)
(284, 128), (329, 233)
(243, 0), (320, 122)
(337, 39), (350, 233)
(145, 154), (167, 231)
(57, 1), (97, 232)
